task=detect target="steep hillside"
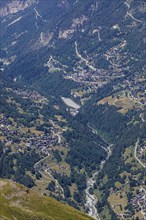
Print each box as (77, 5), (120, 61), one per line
(0, 179), (93, 220)
(1, 0), (145, 83)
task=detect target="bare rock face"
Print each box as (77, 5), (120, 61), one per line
(0, 0), (36, 17)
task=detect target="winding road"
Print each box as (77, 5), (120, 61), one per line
(124, 1), (144, 23)
(75, 41), (97, 71)
(140, 113), (145, 123)
(34, 153), (64, 197)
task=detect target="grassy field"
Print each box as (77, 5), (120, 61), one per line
(108, 192), (127, 214)
(0, 179), (93, 220)
(55, 115), (67, 123)
(97, 93), (142, 114)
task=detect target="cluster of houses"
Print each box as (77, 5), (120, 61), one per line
(0, 114), (17, 137)
(24, 131), (59, 156)
(0, 87), (66, 157)
(66, 67), (109, 90)
(13, 88), (48, 105)
(110, 186), (146, 219)
(137, 144), (146, 167)
(0, 111), (67, 198)
(131, 189), (146, 220)
(104, 40), (129, 71)
(0, 114), (10, 126)
(0, 112), (64, 158)
(117, 211), (132, 219)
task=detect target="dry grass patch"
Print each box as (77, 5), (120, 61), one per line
(29, 127), (43, 135)
(97, 94), (143, 114)
(120, 171), (130, 178)
(33, 176), (52, 194)
(0, 135), (6, 141)
(73, 90), (88, 97)
(135, 211), (144, 219)
(55, 115), (67, 123)
(69, 183), (77, 195)
(123, 147), (133, 164)
(108, 192), (128, 214)
(115, 182), (122, 189)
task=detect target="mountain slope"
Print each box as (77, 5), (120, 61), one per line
(0, 1), (145, 220)
(0, 179), (93, 220)
(1, 0), (145, 83)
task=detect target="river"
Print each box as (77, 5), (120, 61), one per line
(85, 126), (112, 220)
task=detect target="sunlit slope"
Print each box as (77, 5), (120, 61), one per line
(0, 179), (93, 220)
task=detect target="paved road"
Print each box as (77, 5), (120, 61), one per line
(75, 41), (96, 71)
(34, 153), (64, 197)
(140, 113), (145, 123)
(134, 138), (145, 168)
(124, 1), (144, 23)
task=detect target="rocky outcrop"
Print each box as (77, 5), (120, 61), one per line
(0, 0), (36, 17)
